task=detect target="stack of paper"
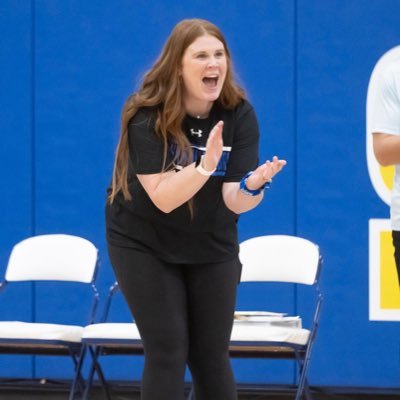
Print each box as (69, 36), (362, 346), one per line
(234, 311), (302, 329)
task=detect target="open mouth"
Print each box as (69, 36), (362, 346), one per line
(202, 76), (219, 88)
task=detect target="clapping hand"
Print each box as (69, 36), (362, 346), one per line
(246, 156), (287, 190)
(202, 121), (224, 172)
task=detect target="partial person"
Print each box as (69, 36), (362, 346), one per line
(371, 59), (400, 285)
(106, 18), (286, 400)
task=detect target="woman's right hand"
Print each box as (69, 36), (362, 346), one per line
(202, 121), (224, 171)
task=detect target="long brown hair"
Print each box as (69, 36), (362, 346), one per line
(109, 18), (245, 203)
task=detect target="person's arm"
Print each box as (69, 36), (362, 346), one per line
(370, 65), (400, 166)
(373, 132), (400, 166)
(222, 156), (286, 214)
(220, 101), (286, 214)
(137, 121), (224, 213)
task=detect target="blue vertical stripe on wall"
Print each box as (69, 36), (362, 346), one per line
(231, 0), (297, 384)
(0, 0), (34, 377)
(297, 0), (400, 387)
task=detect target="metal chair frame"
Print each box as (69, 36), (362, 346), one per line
(77, 282), (143, 400)
(0, 234), (100, 400)
(189, 234), (323, 400)
(225, 235), (323, 400)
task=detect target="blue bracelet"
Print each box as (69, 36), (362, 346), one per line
(239, 171), (271, 196)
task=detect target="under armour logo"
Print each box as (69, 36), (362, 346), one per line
(190, 129), (203, 138)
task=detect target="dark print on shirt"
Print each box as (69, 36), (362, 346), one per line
(170, 143), (231, 177)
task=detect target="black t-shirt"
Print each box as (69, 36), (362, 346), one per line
(106, 99), (259, 264)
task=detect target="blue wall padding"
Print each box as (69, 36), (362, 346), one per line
(1, 0), (400, 387)
(0, 0), (34, 377)
(296, 0), (400, 387)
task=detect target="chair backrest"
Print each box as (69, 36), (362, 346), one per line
(239, 235), (320, 285)
(5, 234), (98, 283)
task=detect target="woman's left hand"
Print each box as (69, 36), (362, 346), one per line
(245, 156), (287, 190)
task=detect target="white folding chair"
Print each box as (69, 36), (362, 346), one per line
(76, 282), (142, 400)
(0, 234), (99, 400)
(229, 235), (323, 400)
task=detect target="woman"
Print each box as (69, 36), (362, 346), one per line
(106, 18), (286, 400)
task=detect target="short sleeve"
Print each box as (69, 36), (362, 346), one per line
(128, 108), (165, 174)
(370, 65), (400, 136)
(224, 101), (260, 182)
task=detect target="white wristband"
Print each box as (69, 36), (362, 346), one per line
(196, 155), (216, 176)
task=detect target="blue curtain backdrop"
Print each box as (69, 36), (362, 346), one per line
(0, 0), (399, 388)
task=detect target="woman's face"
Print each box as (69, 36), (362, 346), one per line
(180, 34), (227, 114)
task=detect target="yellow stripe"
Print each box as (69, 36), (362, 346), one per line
(380, 230), (400, 308)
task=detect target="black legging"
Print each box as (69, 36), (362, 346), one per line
(393, 230), (400, 286)
(107, 244), (241, 400)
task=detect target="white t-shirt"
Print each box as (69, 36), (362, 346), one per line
(370, 61), (400, 230)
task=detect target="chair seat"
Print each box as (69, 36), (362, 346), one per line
(231, 321), (310, 346)
(82, 323), (141, 341)
(0, 321), (83, 343)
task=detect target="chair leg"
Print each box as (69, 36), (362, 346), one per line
(296, 301), (322, 400)
(82, 351), (95, 400)
(295, 345), (315, 400)
(83, 346), (112, 400)
(82, 346), (97, 400)
(69, 346), (87, 400)
(304, 379), (313, 400)
(187, 386), (194, 400)
(295, 375), (312, 400)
